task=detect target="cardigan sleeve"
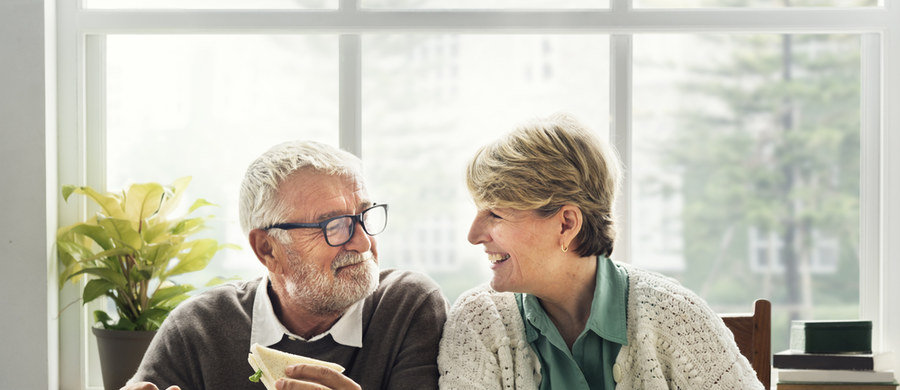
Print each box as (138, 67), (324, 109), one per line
(438, 285), (540, 390)
(615, 265), (765, 390)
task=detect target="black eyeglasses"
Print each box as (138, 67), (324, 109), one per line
(265, 204), (388, 247)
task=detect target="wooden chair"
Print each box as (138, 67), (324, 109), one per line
(720, 299), (772, 389)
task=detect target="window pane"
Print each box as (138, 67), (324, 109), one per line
(361, 34), (609, 302)
(85, 0), (335, 9)
(635, 0), (878, 8)
(362, 0), (606, 9)
(105, 35), (339, 287)
(633, 33), (861, 353)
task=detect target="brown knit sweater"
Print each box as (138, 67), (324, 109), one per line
(130, 269), (448, 390)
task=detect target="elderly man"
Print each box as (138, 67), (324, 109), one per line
(125, 141), (448, 390)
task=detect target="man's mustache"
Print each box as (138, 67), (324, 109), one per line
(331, 251), (375, 271)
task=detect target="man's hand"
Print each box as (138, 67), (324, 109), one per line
(276, 364), (362, 390)
(119, 382), (181, 390)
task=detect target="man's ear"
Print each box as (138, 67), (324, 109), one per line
(558, 205), (583, 252)
(249, 229), (281, 273)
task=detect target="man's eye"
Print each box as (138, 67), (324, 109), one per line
(489, 211), (502, 219)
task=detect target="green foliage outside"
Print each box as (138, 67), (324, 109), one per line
(654, 31), (862, 350)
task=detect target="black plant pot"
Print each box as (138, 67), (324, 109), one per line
(92, 327), (157, 390)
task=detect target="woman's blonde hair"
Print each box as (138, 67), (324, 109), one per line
(466, 113), (621, 257)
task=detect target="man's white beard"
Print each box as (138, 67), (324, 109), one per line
(282, 248), (380, 315)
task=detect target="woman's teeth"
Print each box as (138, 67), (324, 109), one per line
(488, 253), (510, 264)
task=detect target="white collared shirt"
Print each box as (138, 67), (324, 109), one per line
(249, 274), (364, 350)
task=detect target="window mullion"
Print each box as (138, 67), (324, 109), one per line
(609, 0), (631, 12)
(84, 34), (108, 390)
(881, 2), (900, 370)
(339, 34), (363, 157)
(610, 34), (632, 264)
(339, 0), (359, 11)
(859, 32), (882, 351)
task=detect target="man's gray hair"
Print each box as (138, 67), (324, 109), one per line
(239, 140), (363, 236)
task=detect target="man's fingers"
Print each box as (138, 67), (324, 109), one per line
(275, 378), (329, 390)
(118, 382), (180, 390)
(285, 363), (337, 380)
(119, 382), (159, 390)
(283, 364), (361, 390)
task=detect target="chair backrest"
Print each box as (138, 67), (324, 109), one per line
(720, 299), (771, 390)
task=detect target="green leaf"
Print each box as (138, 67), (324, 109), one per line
(78, 246), (134, 265)
(57, 252), (81, 286)
(123, 182), (166, 222)
(94, 310), (115, 329)
(170, 216), (208, 236)
(66, 224), (115, 251)
(98, 218), (143, 250)
(68, 266), (129, 289)
(164, 239), (219, 277)
(66, 186), (125, 219)
(141, 220), (176, 244)
(156, 176), (192, 218)
(135, 307), (169, 331)
(205, 275), (239, 287)
(61, 185), (76, 201)
(140, 242), (180, 268)
(107, 313), (138, 331)
(148, 284), (194, 308)
(128, 266), (153, 283)
(187, 198), (216, 214)
(249, 370), (263, 383)
(82, 278), (116, 304)
(57, 239), (96, 264)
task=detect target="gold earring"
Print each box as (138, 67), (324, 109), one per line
(561, 244), (569, 253)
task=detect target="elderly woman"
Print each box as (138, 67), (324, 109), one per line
(437, 113), (763, 389)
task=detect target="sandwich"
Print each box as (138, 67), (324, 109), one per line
(247, 343), (345, 389)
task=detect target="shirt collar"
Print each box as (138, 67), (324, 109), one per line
(250, 274), (364, 349)
(521, 255), (629, 346)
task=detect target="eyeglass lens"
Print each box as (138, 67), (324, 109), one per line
(324, 205), (387, 246)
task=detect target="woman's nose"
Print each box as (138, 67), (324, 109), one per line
(467, 215), (488, 245)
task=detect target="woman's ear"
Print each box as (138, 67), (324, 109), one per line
(558, 205), (583, 252)
(249, 229), (281, 273)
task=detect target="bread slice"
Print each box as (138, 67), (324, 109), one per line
(247, 343), (345, 390)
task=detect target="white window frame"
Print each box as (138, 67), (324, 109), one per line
(55, 1), (900, 388)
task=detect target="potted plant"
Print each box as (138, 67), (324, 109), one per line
(57, 177), (235, 390)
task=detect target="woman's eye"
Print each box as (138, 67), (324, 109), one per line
(489, 211), (502, 219)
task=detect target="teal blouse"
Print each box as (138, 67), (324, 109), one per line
(515, 256), (629, 390)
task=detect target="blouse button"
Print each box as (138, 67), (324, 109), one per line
(612, 363), (622, 383)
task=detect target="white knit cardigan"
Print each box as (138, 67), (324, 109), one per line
(437, 263), (764, 390)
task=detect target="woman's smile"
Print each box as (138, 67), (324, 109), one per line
(487, 252), (510, 265)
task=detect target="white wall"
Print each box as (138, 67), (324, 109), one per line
(0, 0), (57, 389)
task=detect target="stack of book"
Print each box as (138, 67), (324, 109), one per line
(775, 320), (897, 390)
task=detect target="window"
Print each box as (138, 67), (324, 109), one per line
(632, 33), (863, 344)
(84, 0), (336, 9)
(635, 0), (879, 8)
(749, 228), (841, 274)
(360, 0), (607, 9)
(58, 1), (895, 388)
(360, 34), (608, 300)
(104, 34), (339, 287)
